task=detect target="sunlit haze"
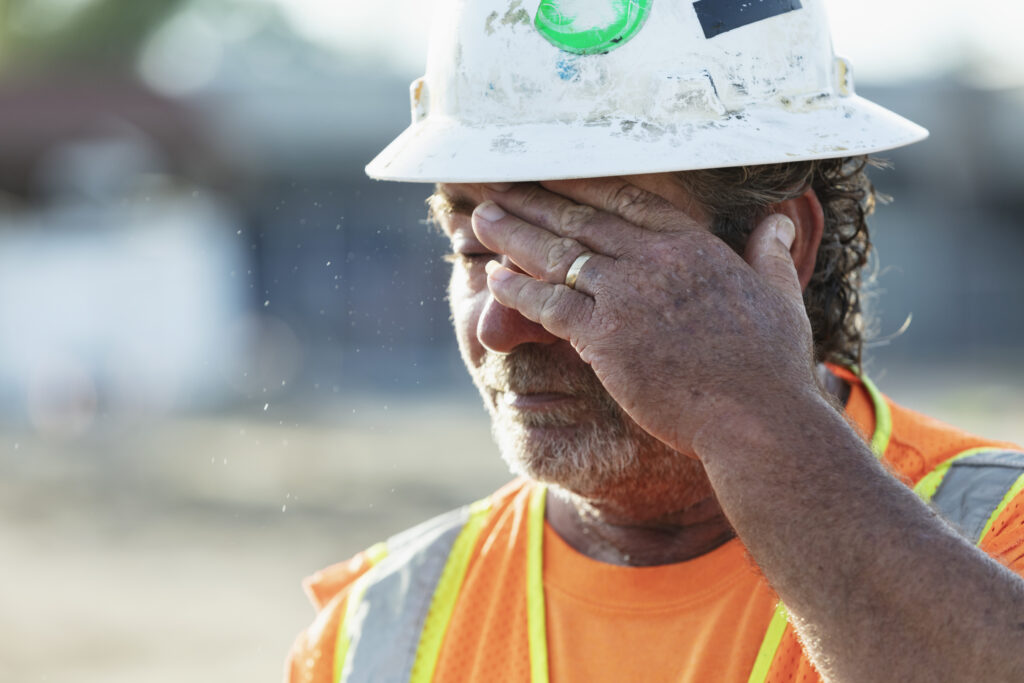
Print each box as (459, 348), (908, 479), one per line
(1, 2), (1023, 682)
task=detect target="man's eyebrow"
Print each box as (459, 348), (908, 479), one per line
(426, 188), (477, 227)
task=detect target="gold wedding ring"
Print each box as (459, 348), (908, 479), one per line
(565, 252), (595, 290)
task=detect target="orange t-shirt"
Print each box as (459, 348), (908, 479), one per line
(427, 481), (777, 683)
(287, 374), (1024, 683)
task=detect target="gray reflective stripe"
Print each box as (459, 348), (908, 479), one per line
(341, 505), (471, 683)
(932, 450), (1024, 543)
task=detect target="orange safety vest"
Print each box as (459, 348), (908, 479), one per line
(292, 371), (1024, 683)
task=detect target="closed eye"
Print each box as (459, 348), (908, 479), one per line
(443, 252), (497, 267)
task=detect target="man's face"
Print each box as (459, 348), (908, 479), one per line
(432, 174), (714, 510)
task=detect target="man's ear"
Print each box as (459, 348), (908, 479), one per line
(769, 187), (824, 292)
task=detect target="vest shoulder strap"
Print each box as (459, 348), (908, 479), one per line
(339, 504), (470, 682)
(338, 498), (493, 683)
(918, 448), (1024, 545)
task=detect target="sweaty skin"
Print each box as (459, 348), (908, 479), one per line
(437, 175), (1024, 683)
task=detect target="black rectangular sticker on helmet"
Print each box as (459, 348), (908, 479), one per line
(693, 0), (802, 39)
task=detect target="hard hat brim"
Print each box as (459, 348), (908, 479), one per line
(366, 96), (927, 183)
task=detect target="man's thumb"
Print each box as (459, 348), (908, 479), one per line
(744, 214), (802, 302)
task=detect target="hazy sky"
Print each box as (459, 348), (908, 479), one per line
(265, 0), (1024, 86)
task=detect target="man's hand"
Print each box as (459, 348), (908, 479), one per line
(472, 177), (821, 456)
(474, 178), (1024, 683)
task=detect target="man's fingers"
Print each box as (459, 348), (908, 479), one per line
(474, 200), (609, 288)
(485, 261), (594, 340)
(743, 214), (803, 304)
(542, 177), (704, 234)
(482, 183), (639, 257)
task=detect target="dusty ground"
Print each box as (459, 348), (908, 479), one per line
(2, 366), (1022, 683)
(0, 394), (508, 683)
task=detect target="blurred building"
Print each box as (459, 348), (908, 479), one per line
(0, 1), (1021, 435)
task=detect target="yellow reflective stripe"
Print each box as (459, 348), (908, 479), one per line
(365, 541), (388, 566)
(977, 471), (1024, 545)
(913, 447), (994, 502)
(334, 580), (368, 683)
(408, 498), (493, 683)
(333, 544), (390, 683)
(855, 370), (891, 458)
(747, 602), (789, 683)
(749, 369), (888, 682)
(527, 484), (550, 683)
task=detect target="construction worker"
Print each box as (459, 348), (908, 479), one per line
(288, 1), (1024, 681)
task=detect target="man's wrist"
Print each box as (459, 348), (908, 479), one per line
(691, 384), (842, 467)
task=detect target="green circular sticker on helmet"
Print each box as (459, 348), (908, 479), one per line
(535, 0), (653, 55)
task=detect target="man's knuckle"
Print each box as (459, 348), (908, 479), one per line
(558, 204), (597, 235)
(539, 286), (567, 322)
(545, 238), (577, 275)
(608, 183), (649, 215)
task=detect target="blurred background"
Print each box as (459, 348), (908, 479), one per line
(0, 1), (1021, 680)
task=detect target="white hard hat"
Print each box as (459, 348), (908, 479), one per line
(366, 0), (928, 183)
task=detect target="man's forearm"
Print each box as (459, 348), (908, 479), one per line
(695, 392), (1024, 683)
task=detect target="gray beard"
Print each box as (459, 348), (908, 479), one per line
(470, 345), (712, 509)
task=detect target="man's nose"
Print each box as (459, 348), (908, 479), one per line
(477, 258), (561, 353)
